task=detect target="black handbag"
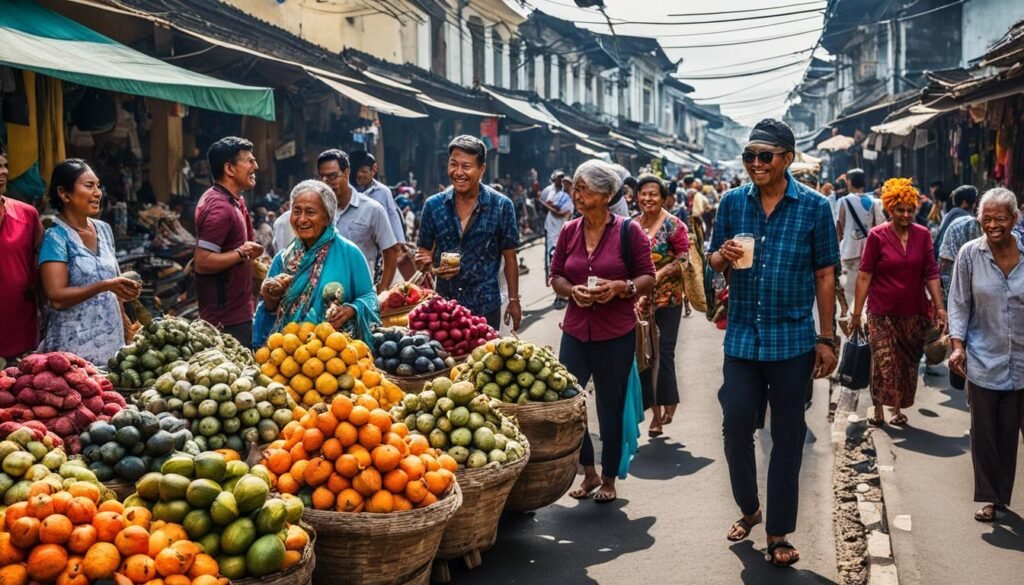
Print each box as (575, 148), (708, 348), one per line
(838, 327), (871, 390)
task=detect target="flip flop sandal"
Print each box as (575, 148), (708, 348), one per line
(766, 540), (801, 567)
(648, 428), (663, 437)
(974, 505), (998, 522)
(569, 485), (599, 500)
(661, 414), (674, 426)
(726, 511), (762, 542)
(593, 490), (617, 504)
(889, 414), (908, 426)
(867, 417), (885, 427)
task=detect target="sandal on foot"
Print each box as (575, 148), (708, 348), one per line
(661, 414), (674, 426)
(766, 540), (801, 567)
(974, 504), (999, 522)
(726, 511), (762, 542)
(568, 483), (599, 500)
(593, 489), (617, 503)
(889, 414), (908, 426)
(867, 417), (885, 426)
(648, 426), (663, 437)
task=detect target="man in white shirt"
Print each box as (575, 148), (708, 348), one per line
(318, 149), (399, 292)
(272, 203), (295, 253)
(542, 175), (574, 308)
(835, 168), (885, 305)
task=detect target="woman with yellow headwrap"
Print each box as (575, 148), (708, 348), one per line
(851, 178), (946, 426)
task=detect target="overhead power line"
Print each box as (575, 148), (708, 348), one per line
(653, 14), (822, 38)
(568, 6), (826, 27)
(700, 89), (798, 106)
(678, 48), (816, 75)
(675, 57), (811, 80)
(692, 68), (806, 100)
(662, 27), (822, 49)
(667, 0), (825, 17)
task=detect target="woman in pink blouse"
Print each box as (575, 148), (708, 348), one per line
(635, 175), (689, 437)
(851, 178), (945, 426)
(550, 160), (655, 503)
(0, 145), (43, 360)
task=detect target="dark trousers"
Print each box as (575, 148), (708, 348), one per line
(968, 382), (1024, 506)
(223, 321), (253, 349)
(719, 350), (815, 535)
(560, 330), (636, 478)
(484, 309), (501, 331)
(641, 304), (683, 409)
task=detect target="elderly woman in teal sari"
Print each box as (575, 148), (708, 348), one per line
(254, 180), (379, 347)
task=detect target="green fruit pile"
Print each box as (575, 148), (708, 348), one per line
(390, 378), (527, 469)
(106, 317), (254, 389)
(456, 338), (579, 404)
(0, 425), (112, 505)
(80, 406), (200, 483)
(137, 348), (298, 452)
(126, 452), (309, 578)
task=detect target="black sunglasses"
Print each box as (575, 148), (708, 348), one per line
(742, 150), (787, 164)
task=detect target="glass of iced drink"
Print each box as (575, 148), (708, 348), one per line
(733, 233), (755, 270)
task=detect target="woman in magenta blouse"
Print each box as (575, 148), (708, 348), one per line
(550, 160), (655, 503)
(0, 146), (44, 360)
(851, 178), (945, 426)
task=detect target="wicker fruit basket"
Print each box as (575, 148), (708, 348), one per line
(503, 444), (582, 513)
(235, 521), (317, 585)
(492, 391), (586, 463)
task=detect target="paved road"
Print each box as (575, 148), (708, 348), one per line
(871, 369), (1024, 585)
(447, 244), (839, 585)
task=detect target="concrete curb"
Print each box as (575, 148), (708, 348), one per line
(830, 383), (900, 585)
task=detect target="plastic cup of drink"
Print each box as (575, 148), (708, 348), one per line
(587, 276), (598, 290)
(734, 233), (755, 270)
(440, 252), (461, 268)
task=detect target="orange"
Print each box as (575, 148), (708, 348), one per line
(353, 394), (379, 411)
(270, 347), (288, 365)
(325, 358), (346, 376)
(283, 322), (300, 335)
(418, 491), (439, 508)
(267, 332), (285, 350)
(335, 489), (363, 513)
(382, 469), (409, 494)
(346, 364), (363, 380)
(311, 487), (335, 511)
(301, 428), (325, 453)
(357, 424), (382, 450)
(325, 332), (349, 352)
(316, 412), (339, 436)
(367, 409), (392, 433)
(277, 473), (299, 495)
(398, 455), (425, 481)
(321, 438), (343, 461)
(254, 347), (271, 365)
(314, 322), (335, 342)
(371, 445), (401, 473)
(347, 445), (372, 469)
(334, 454), (360, 479)
(351, 339), (370, 359)
(365, 490), (393, 514)
(339, 346), (358, 366)
(404, 480), (428, 504)
(302, 358), (324, 378)
(282, 333), (302, 354)
(305, 338), (323, 353)
(392, 494), (414, 511)
(315, 373), (338, 396)
(437, 454), (458, 473)
(352, 468), (382, 497)
(326, 473), (350, 493)
(361, 369), (383, 389)
(316, 346), (338, 362)
(303, 457), (334, 487)
(348, 405), (370, 426)
(384, 433), (409, 456)
(288, 443), (309, 464)
(265, 449), (292, 475)
(279, 357), (300, 378)
(420, 453), (440, 472)
(334, 421), (358, 447)
(330, 395), (354, 421)
(406, 434), (430, 456)
(390, 422), (409, 438)
(302, 390), (321, 408)
(260, 362), (279, 378)
(290, 460), (309, 486)
(290, 374), (313, 394)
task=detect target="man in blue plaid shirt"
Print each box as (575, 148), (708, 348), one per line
(708, 119), (840, 567)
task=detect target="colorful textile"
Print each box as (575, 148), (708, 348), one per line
(618, 359), (644, 480)
(194, 184), (254, 328)
(647, 214), (689, 308)
(550, 215), (656, 342)
(709, 171), (840, 362)
(417, 184), (519, 316)
(859, 223), (940, 317)
(0, 197), (41, 357)
(867, 313), (929, 408)
(38, 217), (124, 365)
(253, 226), (380, 348)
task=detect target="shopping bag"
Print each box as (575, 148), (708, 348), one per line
(837, 327), (871, 390)
(683, 236), (707, 313)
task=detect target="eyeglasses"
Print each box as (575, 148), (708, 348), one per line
(319, 172), (342, 182)
(742, 150), (786, 164)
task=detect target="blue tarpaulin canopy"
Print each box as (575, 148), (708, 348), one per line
(0, 0), (275, 120)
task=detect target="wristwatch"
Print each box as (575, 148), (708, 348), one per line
(624, 280), (637, 298)
(237, 248), (248, 262)
(815, 335), (836, 348)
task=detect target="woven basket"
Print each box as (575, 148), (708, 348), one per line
(436, 442), (530, 561)
(301, 483), (462, 585)
(103, 479), (136, 501)
(389, 367), (454, 394)
(492, 392), (586, 463)
(503, 445), (581, 513)
(235, 521), (317, 585)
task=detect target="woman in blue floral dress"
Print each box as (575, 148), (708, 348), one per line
(39, 159), (141, 365)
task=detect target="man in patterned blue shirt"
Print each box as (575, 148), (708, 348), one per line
(708, 119), (840, 567)
(415, 136), (522, 330)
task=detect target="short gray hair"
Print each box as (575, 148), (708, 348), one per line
(290, 179), (337, 219)
(977, 187), (1020, 220)
(574, 159), (623, 197)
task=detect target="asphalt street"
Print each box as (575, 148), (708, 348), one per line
(449, 243), (839, 585)
(871, 368), (1024, 585)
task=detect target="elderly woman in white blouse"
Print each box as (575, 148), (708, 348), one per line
(947, 187), (1024, 523)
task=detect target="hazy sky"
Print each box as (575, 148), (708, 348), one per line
(506, 0), (827, 127)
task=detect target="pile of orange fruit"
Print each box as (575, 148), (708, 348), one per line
(0, 481), (223, 585)
(254, 322), (405, 410)
(260, 394), (456, 514)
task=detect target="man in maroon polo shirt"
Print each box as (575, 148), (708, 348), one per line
(193, 137), (264, 347)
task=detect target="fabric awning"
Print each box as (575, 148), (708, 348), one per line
(312, 74), (427, 119)
(871, 107), (941, 136)
(416, 94), (501, 117)
(0, 0), (275, 120)
(482, 87), (588, 139)
(575, 143), (609, 158)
